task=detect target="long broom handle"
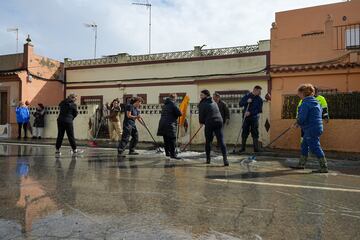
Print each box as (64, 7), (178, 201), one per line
(181, 125), (203, 152)
(264, 122), (296, 148)
(138, 118), (160, 147)
(233, 103), (250, 151)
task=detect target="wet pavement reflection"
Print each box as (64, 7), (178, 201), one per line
(1, 143), (360, 239)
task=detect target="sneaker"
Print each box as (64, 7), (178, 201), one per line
(71, 149), (84, 155)
(129, 151), (139, 155)
(38, 136), (42, 139)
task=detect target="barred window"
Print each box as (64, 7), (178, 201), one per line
(215, 90), (250, 105)
(80, 95), (103, 106)
(159, 93), (186, 104)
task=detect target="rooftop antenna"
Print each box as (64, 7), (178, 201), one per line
(84, 22), (98, 59)
(132, 0), (152, 54)
(7, 27), (19, 53)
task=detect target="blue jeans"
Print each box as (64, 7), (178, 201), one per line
(301, 136), (325, 158)
(205, 123), (227, 157)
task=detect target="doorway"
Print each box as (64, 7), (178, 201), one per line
(0, 91), (8, 125)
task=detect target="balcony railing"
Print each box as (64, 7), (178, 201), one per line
(334, 23), (360, 50)
(65, 44), (260, 68)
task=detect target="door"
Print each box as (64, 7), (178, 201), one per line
(0, 92), (8, 125)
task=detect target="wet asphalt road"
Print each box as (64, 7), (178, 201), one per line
(1, 143), (360, 240)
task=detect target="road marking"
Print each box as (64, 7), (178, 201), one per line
(341, 213), (360, 219)
(213, 179), (360, 193)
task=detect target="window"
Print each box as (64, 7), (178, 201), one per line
(80, 95), (103, 106)
(215, 90), (250, 104)
(123, 94), (147, 104)
(346, 27), (360, 49)
(159, 93), (186, 104)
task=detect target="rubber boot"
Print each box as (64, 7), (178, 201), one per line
(291, 155), (307, 169)
(239, 138), (247, 153)
(223, 155), (229, 167)
(253, 138), (262, 152)
(312, 157), (329, 173)
(206, 155), (211, 164)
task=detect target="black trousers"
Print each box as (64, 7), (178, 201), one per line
(56, 121), (77, 150)
(163, 136), (176, 157)
(205, 123), (227, 157)
(118, 124), (138, 152)
(18, 123), (28, 138)
(242, 116), (259, 141)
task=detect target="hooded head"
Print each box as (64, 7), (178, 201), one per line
(200, 89), (211, 100)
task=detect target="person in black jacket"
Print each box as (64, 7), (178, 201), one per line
(213, 92), (230, 126)
(157, 94), (182, 159)
(55, 93), (83, 156)
(32, 103), (45, 139)
(239, 85), (263, 152)
(199, 89), (229, 166)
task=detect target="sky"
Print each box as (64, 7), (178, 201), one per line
(0, 0), (342, 61)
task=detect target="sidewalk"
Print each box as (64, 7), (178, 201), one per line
(1, 138), (359, 161)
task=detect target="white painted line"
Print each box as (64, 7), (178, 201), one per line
(340, 213), (360, 219)
(213, 179), (360, 193)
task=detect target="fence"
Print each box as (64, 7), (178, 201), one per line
(282, 92), (360, 119)
(26, 102), (271, 146)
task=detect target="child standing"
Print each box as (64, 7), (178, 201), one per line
(294, 84), (328, 173)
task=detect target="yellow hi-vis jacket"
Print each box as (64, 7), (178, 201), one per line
(297, 95), (329, 119)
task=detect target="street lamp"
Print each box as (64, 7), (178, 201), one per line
(7, 27), (19, 53)
(132, 1), (152, 54)
(84, 22), (98, 59)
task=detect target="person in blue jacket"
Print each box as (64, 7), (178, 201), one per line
(239, 86), (263, 152)
(16, 101), (30, 139)
(293, 84), (328, 173)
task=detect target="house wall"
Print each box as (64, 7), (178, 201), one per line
(270, 0), (360, 153)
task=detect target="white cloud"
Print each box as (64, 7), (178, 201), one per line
(0, 0), (341, 60)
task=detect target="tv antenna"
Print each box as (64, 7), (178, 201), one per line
(132, 1), (152, 54)
(7, 27), (19, 53)
(84, 22), (98, 59)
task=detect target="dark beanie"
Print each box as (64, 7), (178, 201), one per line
(201, 89), (211, 97)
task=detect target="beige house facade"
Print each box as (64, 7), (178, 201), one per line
(65, 41), (270, 106)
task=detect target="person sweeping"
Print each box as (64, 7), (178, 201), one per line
(117, 97), (142, 156)
(292, 84), (328, 173)
(157, 93), (182, 159)
(239, 86), (263, 153)
(199, 90), (229, 166)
